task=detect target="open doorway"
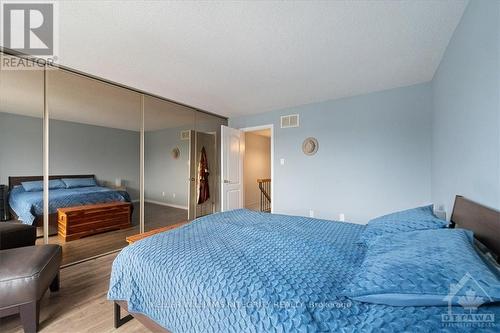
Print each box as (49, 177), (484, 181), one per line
(221, 124), (274, 213)
(243, 129), (272, 212)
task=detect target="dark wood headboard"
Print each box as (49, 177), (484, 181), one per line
(9, 175), (95, 189)
(450, 195), (500, 261)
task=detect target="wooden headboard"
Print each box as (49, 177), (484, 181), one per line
(9, 175), (95, 189)
(450, 195), (500, 261)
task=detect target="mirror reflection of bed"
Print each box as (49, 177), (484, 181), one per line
(8, 175), (133, 238)
(0, 51), (227, 266)
(5, 174), (189, 266)
(7, 175), (135, 263)
(42, 67), (143, 265)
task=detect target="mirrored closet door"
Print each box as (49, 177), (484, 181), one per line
(0, 53), (47, 239)
(46, 68), (142, 265)
(191, 111), (226, 218)
(144, 96), (195, 231)
(1, 51), (227, 266)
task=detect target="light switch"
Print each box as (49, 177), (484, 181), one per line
(280, 158), (285, 165)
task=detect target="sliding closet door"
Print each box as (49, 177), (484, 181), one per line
(0, 53), (46, 239)
(46, 68), (142, 265)
(194, 112), (227, 215)
(143, 96), (195, 231)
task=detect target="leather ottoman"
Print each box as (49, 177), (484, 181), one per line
(0, 244), (62, 333)
(0, 222), (36, 250)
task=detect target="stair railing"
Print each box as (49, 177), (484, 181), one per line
(257, 178), (271, 212)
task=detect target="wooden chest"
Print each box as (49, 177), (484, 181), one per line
(58, 202), (131, 242)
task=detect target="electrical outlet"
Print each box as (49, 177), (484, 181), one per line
(172, 193), (176, 198)
(309, 209), (314, 218)
(339, 213), (345, 222)
(162, 192), (165, 197)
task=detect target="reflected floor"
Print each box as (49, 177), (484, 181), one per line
(35, 202), (187, 266)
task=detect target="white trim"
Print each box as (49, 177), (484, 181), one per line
(239, 124), (274, 214)
(43, 65), (49, 244)
(140, 95), (145, 233)
(188, 129), (195, 219)
(220, 125), (224, 211)
(145, 200), (188, 210)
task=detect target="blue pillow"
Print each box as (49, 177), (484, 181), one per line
(360, 205), (448, 245)
(345, 229), (500, 306)
(62, 177), (97, 188)
(21, 179), (66, 192)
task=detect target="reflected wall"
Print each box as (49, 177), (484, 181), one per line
(0, 53), (45, 234)
(144, 96), (194, 231)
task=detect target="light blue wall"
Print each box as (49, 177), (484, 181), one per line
(230, 83), (433, 223)
(0, 112), (140, 199)
(144, 127), (190, 208)
(0, 112), (43, 184)
(431, 0), (500, 217)
(49, 118), (140, 199)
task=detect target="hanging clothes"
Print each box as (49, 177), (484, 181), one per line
(197, 146), (210, 204)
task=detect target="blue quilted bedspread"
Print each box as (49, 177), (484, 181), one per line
(108, 209), (500, 332)
(9, 185), (131, 225)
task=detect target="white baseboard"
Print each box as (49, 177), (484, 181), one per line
(145, 199), (188, 210)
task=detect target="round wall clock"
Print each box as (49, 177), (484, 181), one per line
(302, 137), (319, 156)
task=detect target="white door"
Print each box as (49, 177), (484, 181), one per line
(221, 125), (244, 211)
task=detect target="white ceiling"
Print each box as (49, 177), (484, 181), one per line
(0, 55), (196, 131)
(55, 0), (467, 117)
(3, 1), (468, 118)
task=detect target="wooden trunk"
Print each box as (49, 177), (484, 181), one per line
(58, 202), (131, 242)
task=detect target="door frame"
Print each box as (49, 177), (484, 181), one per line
(239, 124), (274, 213)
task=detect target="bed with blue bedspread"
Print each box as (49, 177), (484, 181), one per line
(108, 207), (500, 332)
(9, 181), (131, 225)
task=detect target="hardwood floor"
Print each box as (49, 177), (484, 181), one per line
(0, 252), (150, 333)
(0, 203), (189, 332)
(35, 202), (187, 266)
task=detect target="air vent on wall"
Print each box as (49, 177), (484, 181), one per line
(180, 130), (190, 140)
(280, 114), (299, 128)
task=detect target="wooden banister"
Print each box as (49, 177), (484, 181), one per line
(257, 179), (271, 212)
